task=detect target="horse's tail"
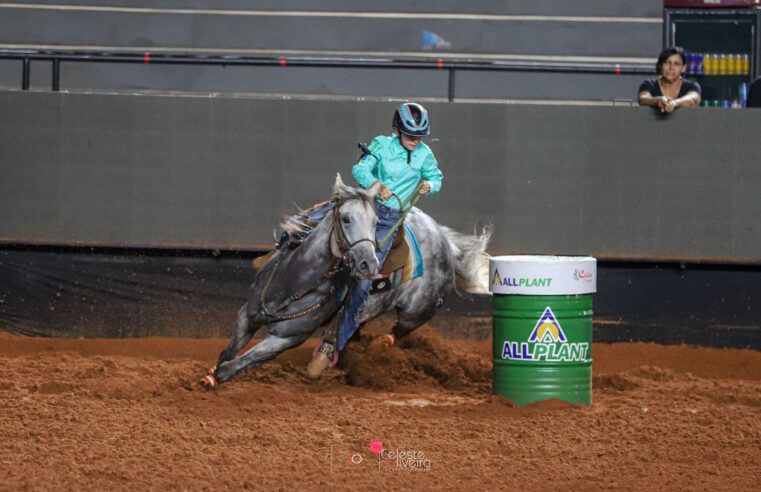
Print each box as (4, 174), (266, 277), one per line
(442, 224), (493, 295)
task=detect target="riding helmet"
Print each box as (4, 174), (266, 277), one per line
(392, 102), (431, 137)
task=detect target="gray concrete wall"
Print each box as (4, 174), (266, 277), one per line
(0, 1), (661, 101)
(1, 90), (759, 263)
(0, 1), (664, 17)
(0, 62), (649, 103)
(0, 9), (660, 57)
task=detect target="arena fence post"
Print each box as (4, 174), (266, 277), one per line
(22, 57), (30, 90)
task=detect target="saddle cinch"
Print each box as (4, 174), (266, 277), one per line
(253, 221), (424, 294)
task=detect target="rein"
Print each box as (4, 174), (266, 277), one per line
(258, 198), (373, 321)
(378, 180), (425, 250)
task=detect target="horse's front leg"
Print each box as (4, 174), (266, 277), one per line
(213, 332), (310, 384)
(215, 303), (260, 369)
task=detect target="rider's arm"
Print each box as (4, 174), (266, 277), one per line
(421, 152), (443, 195)
(352, 137), (384, 190)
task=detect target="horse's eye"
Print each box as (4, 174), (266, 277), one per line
(342, 217), (351, 224)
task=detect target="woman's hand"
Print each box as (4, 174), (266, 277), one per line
(658, 96), (673, 113)
(418, 181), (431, 195)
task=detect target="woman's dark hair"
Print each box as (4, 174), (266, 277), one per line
(656, 46), (686, 75)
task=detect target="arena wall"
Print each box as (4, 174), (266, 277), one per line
(1, 90), (759, 264)
(0, 1), (659, 101)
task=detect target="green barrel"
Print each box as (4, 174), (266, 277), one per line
(489, 256), (596, 407)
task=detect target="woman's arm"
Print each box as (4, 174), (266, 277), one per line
(670, 91), (701, 109)
(638, 91), (669, 109)
(659, 91), (701, 113)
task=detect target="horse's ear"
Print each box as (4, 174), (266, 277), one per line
(333, 173), (352, 200)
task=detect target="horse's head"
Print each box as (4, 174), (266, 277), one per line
(331, 173), (380, 279)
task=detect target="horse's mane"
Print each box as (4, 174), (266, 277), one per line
(278, 180), (376, 236)
(278, 212), (320, 236)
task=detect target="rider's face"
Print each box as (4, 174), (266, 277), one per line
(399, 132), (422, 151)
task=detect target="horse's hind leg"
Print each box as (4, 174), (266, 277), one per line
(214, 332), (309, 383)
(390, 300), (436, 343)
(216, 304), (259, 367)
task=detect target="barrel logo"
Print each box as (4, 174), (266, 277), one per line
(491, 269), (553, 288)
(501, 307), (589, 362)
(528, 307), (567, 343)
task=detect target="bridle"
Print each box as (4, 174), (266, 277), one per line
(331, 198), (378, 254)
(258, 196), (376, 321)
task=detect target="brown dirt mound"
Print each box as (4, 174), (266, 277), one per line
(340, 322), (491, 394)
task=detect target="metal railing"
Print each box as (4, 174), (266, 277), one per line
(0, 49), (655, 101)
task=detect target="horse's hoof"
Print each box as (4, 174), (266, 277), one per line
(382, 334), (396, 347)
(193, 375), (218, 391)
(306, 352), (330, 380)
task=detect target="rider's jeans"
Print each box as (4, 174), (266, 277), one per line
(291, 201), (334, 231)
(337, 202), (403, 351)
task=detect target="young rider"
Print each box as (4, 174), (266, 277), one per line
(306, 102), (444, 378)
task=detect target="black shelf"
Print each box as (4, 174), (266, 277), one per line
(664, 7), (758, 105)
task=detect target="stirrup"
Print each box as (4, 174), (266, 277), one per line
(313, 341), (339, 367)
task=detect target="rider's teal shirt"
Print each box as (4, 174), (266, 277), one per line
(352, 134), (443, 211)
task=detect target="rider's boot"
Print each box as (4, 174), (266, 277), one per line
(276, 230), (290, 249)
(305, 341), (336, 380)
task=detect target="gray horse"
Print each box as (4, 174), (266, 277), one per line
(201, 174), (490, 388)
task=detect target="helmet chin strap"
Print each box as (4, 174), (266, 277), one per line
(395, 130), (415, 163)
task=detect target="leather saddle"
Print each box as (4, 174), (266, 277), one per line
(380, 223), (408, 274)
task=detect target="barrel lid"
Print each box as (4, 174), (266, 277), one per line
(489, 255), (596, 295)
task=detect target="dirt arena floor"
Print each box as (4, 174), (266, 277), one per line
(1, 320), (760, 491)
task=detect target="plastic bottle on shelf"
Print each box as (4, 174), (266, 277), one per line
(695, 53), (703, 75)
(741, 54), (750, 74)
(728, 54), (737, 75)
(718, 54), (728, 75)
(739, 82), (749, 108)
(704, 54), (714, 75)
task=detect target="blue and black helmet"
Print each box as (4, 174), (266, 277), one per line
(393, 102), (430, 137)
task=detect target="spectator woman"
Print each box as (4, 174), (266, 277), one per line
(638, 47), (701, 113)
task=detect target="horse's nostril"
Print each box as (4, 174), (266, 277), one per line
(359, 260), (369, 272)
